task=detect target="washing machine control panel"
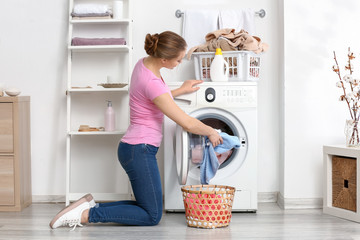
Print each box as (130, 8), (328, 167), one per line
(169, 82), (257, 108)
(201, 85), (257, 107)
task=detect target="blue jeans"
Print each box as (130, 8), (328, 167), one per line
(88, 142), (163, 225)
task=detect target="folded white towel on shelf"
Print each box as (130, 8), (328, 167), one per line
(73, 4), (110, 14)
(219, 9), (256, 35)
(182, 9), (219, 49)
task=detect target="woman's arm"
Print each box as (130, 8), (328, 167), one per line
(171, 80), (203, 97)
(153, 92), (223, 147)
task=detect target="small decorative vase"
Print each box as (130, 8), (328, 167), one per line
(345, 119), (360, 147)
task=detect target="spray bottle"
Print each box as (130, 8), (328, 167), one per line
(105, 100), (115, 131)
(210, 48), (229, 82)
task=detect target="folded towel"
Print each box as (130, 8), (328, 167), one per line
(71, 12), (111, 18)
(200, 132), (241, 184)
(72, 15), (112, 20)
(219, 9), (256, 35)
(182, 9), (219, 49)
(73, 4), (110, 15)
(71, 37), (126, 46)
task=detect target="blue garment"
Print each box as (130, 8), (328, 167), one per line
(88, 142), (162, 226)
(200, 132), (241, 184)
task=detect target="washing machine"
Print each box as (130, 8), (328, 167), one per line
(163, 81), (257, 212)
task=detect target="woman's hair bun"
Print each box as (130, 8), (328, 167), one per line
(144, 33), (159, 56)
(144, 31), (187, 59)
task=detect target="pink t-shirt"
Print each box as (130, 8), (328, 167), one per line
(121, 58), (172, 147)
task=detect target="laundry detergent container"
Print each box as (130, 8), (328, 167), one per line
(181, 184), (235, 228)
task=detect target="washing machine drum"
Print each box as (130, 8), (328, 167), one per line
(175, 108), (248, 185)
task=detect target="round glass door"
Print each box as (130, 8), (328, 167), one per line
(175, 107), (248, 184)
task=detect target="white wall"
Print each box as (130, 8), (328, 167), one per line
(0, 0), (281, 200)
(282, 0), (360, 205)
(132, 0), (282, 196)
(0, 0), (68, 198)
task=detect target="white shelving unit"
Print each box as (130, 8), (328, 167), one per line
(323, 145), (360, 222)
(66, 0), (133, 205)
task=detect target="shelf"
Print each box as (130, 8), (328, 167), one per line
(66, 0), (132, 205)
(70, 18), (131, 24)
(67, 86), (128, 93)
(323, 145), (360, 222)
(69, 45), (130, 52)
(68, 130), (126, 136)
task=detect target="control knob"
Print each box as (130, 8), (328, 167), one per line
(205, 87), (216, 102)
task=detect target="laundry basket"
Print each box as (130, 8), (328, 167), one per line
(192, 51), (261, 81)
(181, 185), (235, 229)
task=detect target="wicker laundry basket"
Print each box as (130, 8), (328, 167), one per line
(192, 51), (261, 81)
(181, 185), (235, 229)
(332, 155), (357, 212)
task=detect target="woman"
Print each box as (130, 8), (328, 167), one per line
(49, 31), (223, 229)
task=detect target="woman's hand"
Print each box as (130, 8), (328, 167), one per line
(208, 129), (223, 147)
(153, 93), (223, 147)
(171, 80), (203, 97)
(181, 80), (203, 94)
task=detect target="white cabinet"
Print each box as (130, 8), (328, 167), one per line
(66, 0), (133, 205)
(323, 145), (360, 222)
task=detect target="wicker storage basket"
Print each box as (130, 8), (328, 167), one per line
(181, 185), (235, 229)
(192, 51), (260, 81)
(332, 155), (357, 212)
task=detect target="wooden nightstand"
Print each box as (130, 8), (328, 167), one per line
(0, 96), (31, 211)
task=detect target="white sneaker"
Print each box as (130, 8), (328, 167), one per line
(86, 194), (96, 208)
(49, 194), (95, 230)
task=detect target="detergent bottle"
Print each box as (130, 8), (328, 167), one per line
(210, 48), (229, 82)
(105, 100), (115, 131)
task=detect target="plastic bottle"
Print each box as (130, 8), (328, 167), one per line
(210, 48), (229, 82)
(105, 100), (115, 131)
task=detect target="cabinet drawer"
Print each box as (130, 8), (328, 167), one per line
(0, 103), (13, 153)
(0, 156), (15, 205)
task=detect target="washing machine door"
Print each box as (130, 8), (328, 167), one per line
(175, 107), (248, 185)
(175, 125), (189, 185)
(175, 125), (206, 185)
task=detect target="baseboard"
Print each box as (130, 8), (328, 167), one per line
(277, 192), (323, 209)
(32, 195), (65, 203)
(258, 192), (278, 203)
(32, 193), (323, 209)
(33, 192), (280, 204)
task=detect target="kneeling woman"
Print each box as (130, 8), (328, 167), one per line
(50, 31), (222, 229)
